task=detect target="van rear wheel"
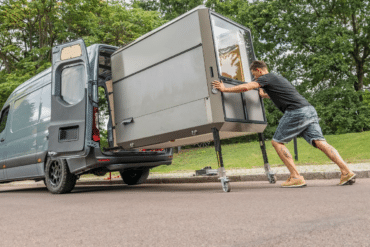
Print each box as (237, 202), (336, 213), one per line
(45, 158), (77, 194)
(119, 168), (150, 185)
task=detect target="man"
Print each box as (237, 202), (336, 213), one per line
(212, 60), (356, 187)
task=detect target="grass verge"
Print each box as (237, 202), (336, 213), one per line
(151, 131), (370, 173)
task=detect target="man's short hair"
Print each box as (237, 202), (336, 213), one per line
(250, 60), (267, 71)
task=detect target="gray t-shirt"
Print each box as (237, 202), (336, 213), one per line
(257, 73), (311, 113)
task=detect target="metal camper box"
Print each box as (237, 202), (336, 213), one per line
(0, 42), (173, 194)
(111, 6), (267, 150)
(111, 6), (276, 191)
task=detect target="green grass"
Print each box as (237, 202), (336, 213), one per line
(151, 131), (370, 173)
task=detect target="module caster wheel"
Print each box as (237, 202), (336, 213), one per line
(220, 178), (231, 192)
(267, 173), (277, 184)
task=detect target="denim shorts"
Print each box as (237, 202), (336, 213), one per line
(272, 106), (326, 147)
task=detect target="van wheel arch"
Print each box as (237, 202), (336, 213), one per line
(44, 157), (77, 194)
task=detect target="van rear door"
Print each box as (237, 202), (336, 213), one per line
(48, 39), (90, 155)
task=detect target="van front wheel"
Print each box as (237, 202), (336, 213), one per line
(45, 158), (77, 194)
(119, 168), (150, 185)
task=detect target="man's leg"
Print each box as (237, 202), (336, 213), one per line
(313, 140), (351, 175)
(271, 140), (300, 178)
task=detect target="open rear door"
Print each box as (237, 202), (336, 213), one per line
(48, 39), (90, 154)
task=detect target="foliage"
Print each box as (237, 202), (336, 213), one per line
(0, 0), (164, 109)
(1, 0), (369, 138)
(313, 86), (370, 134)
(99, 129), (109, 152)
(152, 130), (370, 173)
(132, 0), (204, 20)
(133, 0), (369, 136)
(206, 0), (370, 135)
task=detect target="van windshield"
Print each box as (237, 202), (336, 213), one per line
(211, 14), (255, 83)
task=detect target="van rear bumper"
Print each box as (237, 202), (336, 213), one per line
(105, 160), (172, 171)
(95, 147), (173, 165)
(67, 147), (173, 174)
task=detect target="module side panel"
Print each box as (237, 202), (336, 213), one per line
(220, 121), (267, 133)
(111, 11), (202, 81)
(113, 46), (209, 125)
(140, 130), (253, 149)
(115, 99), (209, 148)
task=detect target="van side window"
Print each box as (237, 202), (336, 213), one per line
(61, 65), (85, 105)
(39, 84), (51, 120)
(12, 90), (41, 132)
(0, 107), (9, 133)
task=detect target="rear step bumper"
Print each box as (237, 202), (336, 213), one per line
(94, 147), (173, 167)
(106, 160), (172, 171)
(67, 147), (173, 174)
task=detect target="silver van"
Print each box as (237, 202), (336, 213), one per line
(0, 39), (173, 194)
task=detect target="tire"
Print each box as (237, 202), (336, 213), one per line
(45, 158), (77, 194)
(119, 168), (150, 185)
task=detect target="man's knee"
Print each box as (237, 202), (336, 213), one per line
(313, 140), (326, 149)
(271, 140), (282, 147)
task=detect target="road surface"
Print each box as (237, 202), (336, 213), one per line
(1, 179), (370, 246)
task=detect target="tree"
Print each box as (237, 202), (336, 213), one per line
(132, 0), (204, 20)
(0, 0), (107, 108)
(0, 0), (164, 109)
(207, 0), (370, 135)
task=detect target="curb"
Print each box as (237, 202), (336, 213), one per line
(76, 170), (370, 185)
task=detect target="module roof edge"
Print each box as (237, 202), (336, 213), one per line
(112, 5), (208, 57)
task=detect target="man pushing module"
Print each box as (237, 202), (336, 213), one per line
(212, 60), (356, 187)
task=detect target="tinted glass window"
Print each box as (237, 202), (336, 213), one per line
(211, 15), (255, 83)
(0, 108), (9, 133)
(39, 84), (51, 120)
(99, 55), (111, 75)
(61, 65), (85, 104)
(12, 90), (41, 132)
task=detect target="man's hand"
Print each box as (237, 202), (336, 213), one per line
(259, 88), (270, 99)
(212, 80), (226, 92)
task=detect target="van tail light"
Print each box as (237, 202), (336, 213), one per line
(92, 107), (100, 142)
(140, 149), (164, 152)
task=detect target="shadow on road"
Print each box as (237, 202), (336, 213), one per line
(0, 181), (282, 194)
(0, 186), (48, 194)
(1, 179), (357, 194)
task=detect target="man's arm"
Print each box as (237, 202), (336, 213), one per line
(259, 88), (270, 99)
(212, 80), (261, 93)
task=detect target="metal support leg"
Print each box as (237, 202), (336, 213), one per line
(293, 137), (298, 161)
(212, 128), (230, 192)
(258, 133), (276, 184)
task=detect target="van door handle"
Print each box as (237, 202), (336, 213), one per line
(0, 138), (4, 142)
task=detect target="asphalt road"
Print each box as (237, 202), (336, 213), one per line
(1, 179), (370, 247)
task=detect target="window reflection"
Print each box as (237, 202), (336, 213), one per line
(61, 65), (85, 105)
(219, 44), (245, 82)
(211, 15), (255, 83)
(12, 90), (40, 132)
(39, 84), (51, 120)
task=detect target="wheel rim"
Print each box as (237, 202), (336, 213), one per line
(49, 160), (62, 187)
